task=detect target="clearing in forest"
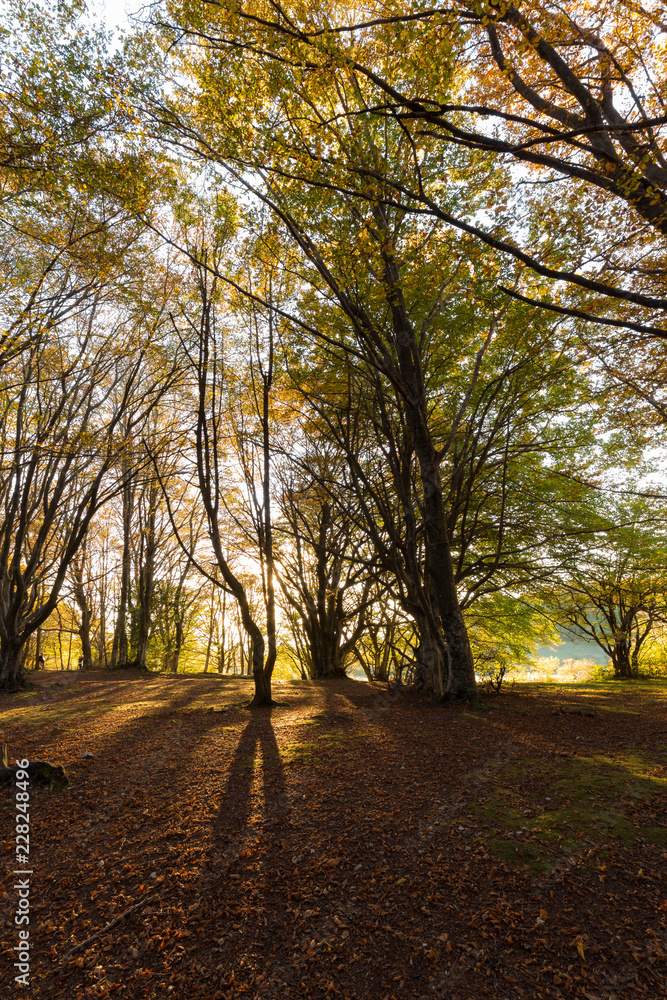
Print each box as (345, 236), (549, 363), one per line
(0, 671), (665, 999)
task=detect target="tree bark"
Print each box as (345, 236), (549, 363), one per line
(203, 585), (215, 673)
(72, 549), (94, 669)
(612, 639), (632, 679)
(190, 264), (277, 706)
(308, 626), (348, 679)
(169, 616), (184, 674)
(379, 226), (477, 700)
(98, 533), (109, 668)
(260, 325), (278, 695)
(134, 480), (157, 671)
(111, 459), (133, 668)
(78, 608), (94, 670)
(0, 639), (26, 692)
(34, 621), (42, 671)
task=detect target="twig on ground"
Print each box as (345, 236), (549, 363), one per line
(61, 891), (161, 963)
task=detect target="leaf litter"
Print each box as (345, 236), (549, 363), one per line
(0, 670), (665, 999)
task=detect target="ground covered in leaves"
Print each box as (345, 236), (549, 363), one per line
(1, 670), (666, 999)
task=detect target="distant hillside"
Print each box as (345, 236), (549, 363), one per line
(535, 633), (609, 665)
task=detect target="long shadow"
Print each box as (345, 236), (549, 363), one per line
(23, 678), (252, 997)
(207, 709), (289, 854)
(13, 673), (254, 864)
(0, 674), (214, 726)
(194, 711), (290, 970)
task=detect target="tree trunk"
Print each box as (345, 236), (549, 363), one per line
(56, 621), (65, 671)
(78, 611), (94, 670)
(255, 310), (277, 701)
(169, 617), (184, 674)
(309, 626), (348, 678)
(248, 630), (272, 705)
(412, 610), (446, 694)
(72, 554), (94, 670)
(134, 524), (157, 673)
(407, 397), (476, 700)
(111, 461), (133, 668)
(98, 535), (108, 669)
(203, 586), (215, 673)
(356, 653), (373, 682)
(34, 624), (42, 671)
(0, 639), (26, 692)
(612, 638), (632, 678)
(66, 624), (73, 670)
(134, 484), (157, 671)
(193, 274), (276, 707)
(379, 231), (477, 702)
(97, 600), (107, 668)
(376, 627), (392, 683)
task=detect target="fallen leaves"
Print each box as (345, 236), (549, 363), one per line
(573, 935), (586, 961)
(0, 672), (665, 999)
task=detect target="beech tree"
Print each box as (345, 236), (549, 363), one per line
(0, 0), (154, 367)
(154, 0), (667, 335)
(69, 537), (96, 670)
(0, 297), (178, 691)
(150, 510), (206, 673)
(275, 452), (378, 680)
(165, 198), (282, 705)
(140, 30), (480, 697)
(548, 500), (667, 678)
(221, 256), (285, 698)
(4, 0), (663, 698)
(144, 0), (641, 698)
(288, 295), (602, 692)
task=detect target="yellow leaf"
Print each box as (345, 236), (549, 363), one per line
(575, 937), (586, 961)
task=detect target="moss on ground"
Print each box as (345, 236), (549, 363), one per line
(471, 750), (667, 872)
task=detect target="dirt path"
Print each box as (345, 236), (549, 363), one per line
(1, 671), (665, 999)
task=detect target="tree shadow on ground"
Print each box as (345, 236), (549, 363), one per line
(207, 710), (290, 864)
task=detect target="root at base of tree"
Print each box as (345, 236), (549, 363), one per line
(0, 744), (69, 789)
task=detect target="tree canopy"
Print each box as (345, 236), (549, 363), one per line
(1, 0), (666, 700)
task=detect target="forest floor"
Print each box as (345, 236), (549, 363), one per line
(0, 670), (666, 1000)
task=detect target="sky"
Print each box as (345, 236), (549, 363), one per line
(93, 0), (134, 33)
